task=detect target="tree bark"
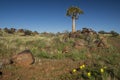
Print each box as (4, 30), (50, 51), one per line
(72, 17), (76, 33)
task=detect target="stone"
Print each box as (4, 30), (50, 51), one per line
(0, 58), (12, 68)
(73, 40), (85, 50)
(11, 50), (35, 66)
(69, 32), (81, 38)
(85, 53), (92, 58)
(62, 46), (69, 53)
(95, 37), (107, 47)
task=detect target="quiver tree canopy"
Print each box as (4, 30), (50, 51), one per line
(66, 6), (84, 19)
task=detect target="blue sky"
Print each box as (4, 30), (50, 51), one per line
(0, 0), (120, 33)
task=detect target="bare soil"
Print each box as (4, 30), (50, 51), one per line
(0, 58), (81, 80)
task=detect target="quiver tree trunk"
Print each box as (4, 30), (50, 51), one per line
(72, 17), (76, 33)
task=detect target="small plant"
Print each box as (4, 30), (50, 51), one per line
(87, 72), (91, 77)
(59, 63), (119, 80)
(72, 69), (77, 73)
(80, 64), (85, 70)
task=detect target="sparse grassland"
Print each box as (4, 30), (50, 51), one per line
(0, 31), (120, 80)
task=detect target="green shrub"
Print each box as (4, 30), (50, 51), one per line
(110, 30), (119, 37)
(24, 30), (32, 35)
(98, 30), (107, 34)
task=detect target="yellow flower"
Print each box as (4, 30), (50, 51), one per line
(100, 68), (104, 73)
(73, 69), (76, 73)
(80, 64), (85, 69)
(80, 66), (83, 69)
(87, 72), (91, 77)
(82, 64), (85, 68)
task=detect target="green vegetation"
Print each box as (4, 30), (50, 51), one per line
(57, 46), (120, 80)
(110, 30), (119, 37)
(98, 30), (119, 37)
(0, 28), (120, 80)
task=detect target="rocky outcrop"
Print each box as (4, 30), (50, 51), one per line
(11, 50), (34, 66)
(69, 32), (81, 38)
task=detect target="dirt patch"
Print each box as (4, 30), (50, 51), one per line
(1, 59), (80, 80)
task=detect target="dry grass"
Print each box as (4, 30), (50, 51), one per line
(0, 33), (120, 80)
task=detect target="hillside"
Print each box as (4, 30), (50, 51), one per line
(0, 28), (120, 80)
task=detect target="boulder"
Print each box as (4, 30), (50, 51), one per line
(0, 58), (12, 69)
(62, 46), (69, 53)
(11, 50), (34, 66)
(73, 40), (86, 50)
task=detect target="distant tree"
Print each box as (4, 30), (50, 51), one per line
(32, 31), (39, 35)
(98, 30), (106, 34)
(24, 30), (32, 36)
(3, 27), (16, 34)
(110, 30), (119, 37)
(66, 6), (83, 33)
(17, 29), (24, 33)
(10, 28), (16, 33)
(4, 27), (9, 33)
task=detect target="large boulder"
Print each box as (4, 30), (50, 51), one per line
(11, 50), (34, 66)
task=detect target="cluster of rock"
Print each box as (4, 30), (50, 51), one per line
(61, 28), (108, 53)
(68, 28), (97, 38)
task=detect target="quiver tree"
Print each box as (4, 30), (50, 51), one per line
(66, 6), (83, 33)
